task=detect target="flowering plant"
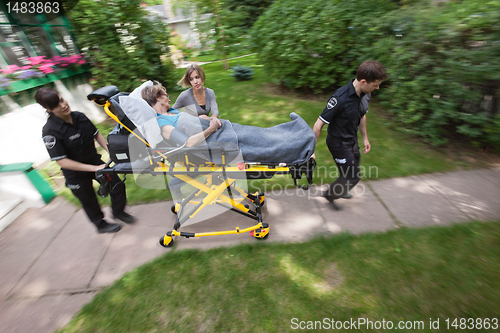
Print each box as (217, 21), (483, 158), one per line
(0, 54), (87, 88)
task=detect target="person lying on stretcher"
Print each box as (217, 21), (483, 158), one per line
(142, 81), (222, 147)
(134, 80), (315, 166)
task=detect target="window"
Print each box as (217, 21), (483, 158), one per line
(0, 4), (80, 69)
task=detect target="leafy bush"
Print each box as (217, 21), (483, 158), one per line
(370, 0), (500, 147)
(231, 65), (254, 81)
(250, 0), (396, 93)
(67, 0), (174, 92)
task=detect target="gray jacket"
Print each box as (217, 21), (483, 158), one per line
(172, 87), (219, 117)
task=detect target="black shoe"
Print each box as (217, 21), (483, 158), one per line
(97, 221), (121, 233)
(322, 194), (338, 210)
(113, 212), (137, 224)
(341, 193), (353, 199)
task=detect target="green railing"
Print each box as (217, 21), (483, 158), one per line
(0, 163), (56, 204)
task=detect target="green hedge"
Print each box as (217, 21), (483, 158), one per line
(250, 0), (396, 93)
(373, 0), (500, 147)
(251, 0), (500, 149)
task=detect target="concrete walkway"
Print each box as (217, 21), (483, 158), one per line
(1, 168), (499, 333)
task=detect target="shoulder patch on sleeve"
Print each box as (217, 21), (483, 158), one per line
(327, 97), (338, 110)
(43, 135), (56, 149)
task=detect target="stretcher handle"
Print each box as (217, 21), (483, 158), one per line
(103, 102), (151, 148)
(294, 178), (312, 190)
(152, 145), (240, 154)
(292, 158), (316, 190)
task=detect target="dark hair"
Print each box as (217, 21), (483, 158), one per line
(34, 87), (60, 110)
(356, 60), (388, 83)
(177, 64), (205, 88)
(141, 81), (167, 107)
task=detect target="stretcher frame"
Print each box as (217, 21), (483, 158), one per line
(88, 86), (315, 248)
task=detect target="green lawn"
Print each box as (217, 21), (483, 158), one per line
(58, 221), (500, 332)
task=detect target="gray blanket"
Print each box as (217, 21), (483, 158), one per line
(176, 112), (315, 165)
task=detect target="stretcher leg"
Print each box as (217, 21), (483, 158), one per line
(159, 222), (270, 248)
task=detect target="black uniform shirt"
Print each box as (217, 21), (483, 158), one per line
(319, 80), (371, 141)
(42, 111), (102, 179)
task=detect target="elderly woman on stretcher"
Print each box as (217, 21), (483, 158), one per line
(136, 81), (315, 166)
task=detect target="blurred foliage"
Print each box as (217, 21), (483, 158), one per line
(251, 0), (500, 149)
(172, 0), (273, 63)
(250, 0), (397, 93)
(225, 0), (275, 31)
(370, 0), (500, 148)
(67, 0), (175, 92)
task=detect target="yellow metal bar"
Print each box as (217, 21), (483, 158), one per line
(179, 175), (235, 217)
(104, 102), (151, 147)
(170, 223), (264, 238)
(174, 175), (250, 215)
(153, 164), (290, 174)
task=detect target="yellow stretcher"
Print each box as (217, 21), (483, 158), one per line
(87, 86), (315, 248)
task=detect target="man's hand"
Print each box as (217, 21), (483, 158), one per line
(363, 139), (371, 154)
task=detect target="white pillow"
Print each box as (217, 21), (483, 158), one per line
(118, 81), (163, 148)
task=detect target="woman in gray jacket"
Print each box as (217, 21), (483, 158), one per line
(172, 64), (219, 119)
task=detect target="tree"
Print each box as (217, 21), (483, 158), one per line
(67, 0), (174, 92)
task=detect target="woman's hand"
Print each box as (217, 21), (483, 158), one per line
(57, 158), (107, 173)
(185, 117), (221, 147)
(209, 117), (221, 131)
(95, 163), (106, 171)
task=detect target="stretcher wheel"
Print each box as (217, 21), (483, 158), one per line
(259, 192), (265, 206)
(259, 232), (269, 240)
(250, 227), (270, 240)
(171, 203), (180, 214)
(159, 235), (174, 248)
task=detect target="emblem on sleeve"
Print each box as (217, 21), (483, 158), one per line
(327, 97), (338, 109)
(43, 135), (56, 149)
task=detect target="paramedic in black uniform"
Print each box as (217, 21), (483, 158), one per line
(36, 87), (136, 233)
(312, 60), (387, 208)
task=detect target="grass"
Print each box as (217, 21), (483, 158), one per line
(40, 54), (498, 204)
(190, 48), (252, 63)
(58, 221), (500, 332)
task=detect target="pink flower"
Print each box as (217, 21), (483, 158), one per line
(2, 65), (20, 74)
(39, 63), (55, 73)
(77, 60), (86, 65)
(21, 65), (32, 70)
(27, 56), (46, 65)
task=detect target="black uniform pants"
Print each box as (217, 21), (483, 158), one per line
(66, 173), (126, 228)
(324, 137), (361, 201)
